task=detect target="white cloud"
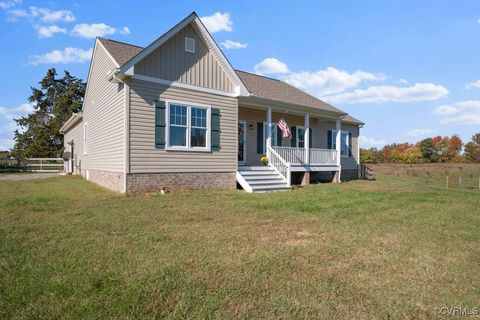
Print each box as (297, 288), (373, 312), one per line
(434, 100), (480, 125)
(254, 58), (289, 75)
(324, 83), (448, 104)
(200, 12), (233, 33)
(0, 102), (34, 150)
(35, 25), (66, 38)
(9, 6), (75, 22)
(407, 128), (435, 137)
(71, 23), (131, 39)
(434, 104), (458, 115)
(398, 78), (409, 84)
(0, 138), (14, 151)
(360, 136), (387, 147)
(0, 103), (34, 120)
(29, 47), (92, 65)
(284, 67), (385, 96)
(220, 40), (247, 49)
(0, 0), (21, 9)
(121, 26), (130, 35)
(29, 6), (75, 22)
(465, 79), (480, 89)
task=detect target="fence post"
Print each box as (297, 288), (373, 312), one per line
(459, 177), (462, 188)
(446, 176), (449, 189)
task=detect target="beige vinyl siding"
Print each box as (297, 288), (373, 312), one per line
(81, 43), (125, 172)
(238, 106), (360, 168)
(128, 78), (237, 173)
(135, 24), (234, 93)
(64, 120), (83, 172)
(317, 122), (360, 170)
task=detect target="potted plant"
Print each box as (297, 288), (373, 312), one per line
(260, 156), (268, 166)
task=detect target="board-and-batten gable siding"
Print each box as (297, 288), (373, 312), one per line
(64, 121), (83, 171)
(134, 24), (235, 93)
(237, 106), (359, 168)
(128, 78), (237, 173)
(81, 43), (125, 172)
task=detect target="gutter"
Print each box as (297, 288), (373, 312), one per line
(59, 111), (83, 134)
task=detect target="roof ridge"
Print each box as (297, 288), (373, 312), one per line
(98, 37), (144, 49)
(235, 69), (282, 82)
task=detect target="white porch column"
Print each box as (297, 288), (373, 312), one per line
(266, 107), (272, 159)
(335, 118), (342, 182)
(304, 113), (310, 164)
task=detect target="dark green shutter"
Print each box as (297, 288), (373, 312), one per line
(327, 130), (332, 149)
(276, 128), (282, 147)
(257, 122), (263, 154)
(309, 128), (312, 148)
(348, 132), (352, 157)
(155, 101), (166, 149)
(211, 108), (220, 151)
(291, 126), (297, 147)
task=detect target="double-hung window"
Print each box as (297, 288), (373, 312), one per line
(331, 130), (349, 157)
(167, 102), (210, 151)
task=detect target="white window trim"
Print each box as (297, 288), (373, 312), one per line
(296, 126), (305, 148)
(331, 130), (350, 158)
(262, 122), (277, 154)
(83, 122), (88, 155)
(165, 100), (211, 152)
(185, 37), (195, 53)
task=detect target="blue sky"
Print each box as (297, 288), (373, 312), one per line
(1, 0), (480, 150)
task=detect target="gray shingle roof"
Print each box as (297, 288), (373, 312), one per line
(235, 70), (344, 114)
(97, 38), (143, 66)
(97, 38), (363, 124)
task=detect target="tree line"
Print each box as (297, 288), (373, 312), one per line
(361, 134), (480, 164)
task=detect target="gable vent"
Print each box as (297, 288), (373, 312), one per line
(185, 37), (195, 53)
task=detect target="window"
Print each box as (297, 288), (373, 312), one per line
(190, 107), (207, 147)
(331, 130), (349, 157)
(262, 122), (277, 154)
(185, 37), (195, 53)
(83, 123), (87, 154)
(169, 104), (187, 147)
(166, 102), (210, 151)
(296, 127), (305, 148)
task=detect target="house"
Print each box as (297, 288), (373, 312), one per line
(60, 12), (364, 193)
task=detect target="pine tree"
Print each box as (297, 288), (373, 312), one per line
(12, 68), (85, 158)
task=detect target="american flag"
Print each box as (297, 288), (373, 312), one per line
(278, 118), (292, 140)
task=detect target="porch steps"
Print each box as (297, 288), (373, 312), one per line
(236, 166), (290, 193)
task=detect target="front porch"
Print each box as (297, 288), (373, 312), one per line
(237, 104), (345, 191)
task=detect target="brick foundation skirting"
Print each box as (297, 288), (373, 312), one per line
(126, 172), (236, 193)
(82, 169), (125, 193)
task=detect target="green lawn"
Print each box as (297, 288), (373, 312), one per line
(1, 176), (479, 319)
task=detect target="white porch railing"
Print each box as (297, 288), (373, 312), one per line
(272, 147), (337, 165)
(309, 148), (337, 165)
(267, 146), (291, 187)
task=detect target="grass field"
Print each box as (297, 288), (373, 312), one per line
(1, 175), (479, 319)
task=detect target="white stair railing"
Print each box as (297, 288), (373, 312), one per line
(267, 146), (291, 187)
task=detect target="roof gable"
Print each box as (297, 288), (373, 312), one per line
(119, 12), (248, 96)
(134, 23), (236, 93)
(97, 38), (143, 67)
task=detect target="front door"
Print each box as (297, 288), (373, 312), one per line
(238, 121), (246, 165)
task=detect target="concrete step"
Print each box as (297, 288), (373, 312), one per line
(243, 175), (285, 182)
(239, 171), (277, 176)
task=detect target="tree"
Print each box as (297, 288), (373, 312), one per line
(12, 68), (85, 158)
(464, 133), (480, 163)
(419, 138), (439, 163)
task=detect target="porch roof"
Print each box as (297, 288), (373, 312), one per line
(235, 70), (345, 115)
